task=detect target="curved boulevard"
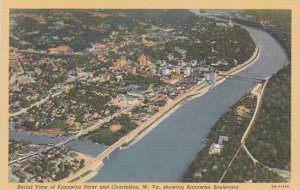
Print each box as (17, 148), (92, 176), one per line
(10, 20), (288, 182)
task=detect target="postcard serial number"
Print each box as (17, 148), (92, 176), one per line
(271, 184), (289, 189)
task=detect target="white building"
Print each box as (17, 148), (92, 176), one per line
(167, 54), (174, 61)
(183, 66), (192, 76)
(218, 135), (229, 145)
(162, 68), (171, 76)
(189, 60), (198, 66)
(209, 143), (224, 154)
(205, 72), (217, 82)
(194, 171), (202, 178)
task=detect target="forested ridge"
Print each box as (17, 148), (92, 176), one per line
(247, 64), (291, 171)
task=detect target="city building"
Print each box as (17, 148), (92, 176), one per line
(183, 66), (192, 76)
(162, 68), (170, 76)
(205, 72), (217, 82)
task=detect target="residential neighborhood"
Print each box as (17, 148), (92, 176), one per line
(9, 140), (88, 182)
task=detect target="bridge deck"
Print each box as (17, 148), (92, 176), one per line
(219, 74), (265, 81)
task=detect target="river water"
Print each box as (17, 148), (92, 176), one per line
(10, 23), (288, 181)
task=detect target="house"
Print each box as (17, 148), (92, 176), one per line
(194, 171), (202, 178)
(209, 143), (224, 155)
(116, 75), (123, 82)
(115, 57), (127, 67)
(260, 20), (271, 28)
(167, 54), (174, 61)
(218, 135), (229, 145)
(209, 135), (229, 155)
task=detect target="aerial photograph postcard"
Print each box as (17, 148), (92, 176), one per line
(5, 6), (294, 188)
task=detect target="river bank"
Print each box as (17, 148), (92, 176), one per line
(183, 91), (258, 182)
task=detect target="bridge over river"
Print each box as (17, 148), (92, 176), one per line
(9, 108), (132, 165)
(218, 73), (266, 82)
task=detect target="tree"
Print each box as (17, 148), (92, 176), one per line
(80, 159), (85, 168)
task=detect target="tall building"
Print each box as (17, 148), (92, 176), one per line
(183, 66), (191, 76)
(205, 72), (217, 82)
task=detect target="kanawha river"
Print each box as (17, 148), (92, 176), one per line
(10, 24), (288, 181)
